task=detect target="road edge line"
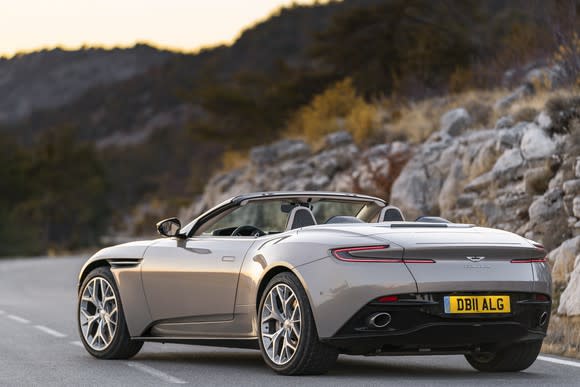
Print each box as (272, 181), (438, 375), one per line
(538, 355), (580, 368)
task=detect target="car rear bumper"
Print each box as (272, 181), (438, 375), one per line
(322, 292), (551, 355)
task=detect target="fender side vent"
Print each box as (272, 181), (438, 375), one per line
(107, 258), (142, 268)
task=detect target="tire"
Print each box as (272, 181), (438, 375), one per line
(77, 266), (143, 359)
(465, 340), (543, 372)
(258, 272), (338, 375)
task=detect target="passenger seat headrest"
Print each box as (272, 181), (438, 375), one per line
(286, 206), (317, 230)
(378, 205), (405, 222)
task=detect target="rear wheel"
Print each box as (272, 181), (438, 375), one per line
(258, 272), (338, 375)
(77, 266), (143, 359)
(465, 340), (543, 372)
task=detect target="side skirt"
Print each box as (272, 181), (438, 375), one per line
(131, 336), (260, 350)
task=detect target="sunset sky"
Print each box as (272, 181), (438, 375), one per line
(0, 0), (323, 57)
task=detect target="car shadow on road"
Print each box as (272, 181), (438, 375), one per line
(132, 350), (552, 381)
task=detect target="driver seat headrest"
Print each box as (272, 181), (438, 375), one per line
(378, 205), (405, 222)
(286, 206), (317, 230)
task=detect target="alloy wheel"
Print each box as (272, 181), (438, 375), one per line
(79, 277), (118, 351)
(260, 284), (302, 365)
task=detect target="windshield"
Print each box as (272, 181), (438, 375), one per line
(194, 198), (380, 236)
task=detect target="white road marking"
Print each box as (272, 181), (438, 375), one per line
(126, 362), (187, 384)
(538, 355), (580, 369)
(70, 341), (84, 347)
(7, 314), (30, 324)
(34, 325), (67, 338)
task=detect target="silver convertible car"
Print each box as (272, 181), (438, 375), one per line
(77, 191), (551, 375)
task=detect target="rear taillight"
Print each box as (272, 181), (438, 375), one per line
(331, 245), (400, 263)
(534, 294), (550, 301)
(331, 246), (435, 263)
(376, 295), (399, 303)
(510, 258), (547, 263)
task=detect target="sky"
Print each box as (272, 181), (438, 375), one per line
(0, 0), (322, 58)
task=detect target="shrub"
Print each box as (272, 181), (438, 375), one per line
(221, 149), (248, 171)
(287, 78), (379, 144)
(545, 95), (580, 134)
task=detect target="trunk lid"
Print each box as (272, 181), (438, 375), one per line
(371, 223), (543, 293)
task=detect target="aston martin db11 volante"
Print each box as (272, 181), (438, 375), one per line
(77, 191), (551, 375)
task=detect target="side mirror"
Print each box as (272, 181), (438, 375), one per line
(156, 217), (182, 238)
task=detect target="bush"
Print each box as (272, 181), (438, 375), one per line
(287, 78), (379, 144)
(545, 95), (580, 134)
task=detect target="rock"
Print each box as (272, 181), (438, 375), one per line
(494, 84), (534, 111)
(250, 139), (310, 165)
(440, 108), (471, 136)
(574, 197), (580, 218)
(277, 140), (311, 161)
(520, 124), (557, 160)
(496, 122), (527, 150)
(558, 259), (580, 316)
(492, 148), (523, 178)
(324, 131), (353, 148)
(469, 140), (500, 179)
(495, 115), (514, 129)
(529, 189), (564, 222)
(528, 188), (569, 250)
(525, 64), (567, 89)
(576, 157), (580, 178)
(550, 236), (580, 285)
(563, 179), (580, 196)
(524, 166), (553, 195)
(464, 171), (494, 192)
(439, 160), (465, 216)
(536, 111), (552, 130)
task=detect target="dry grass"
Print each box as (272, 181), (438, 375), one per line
(285, 78), (381, 145)
(543, 315), (580, 359)
(383, 89), (505, 143)
(220, 149), (249, 172)
(505, 88), (578, 121)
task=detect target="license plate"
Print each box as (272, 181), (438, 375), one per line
(444, 295), (511, 314)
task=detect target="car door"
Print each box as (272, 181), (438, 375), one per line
(141, 236), (257, 322)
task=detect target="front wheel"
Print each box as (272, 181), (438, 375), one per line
(465, 340), (543, 372)
(77, 266), (143, 359)
(258, 272), (338, 375)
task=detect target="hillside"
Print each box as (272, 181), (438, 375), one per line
(0, 44), (175, 123)
(0, 0), (577, 256)
(180, 87), (580, 357)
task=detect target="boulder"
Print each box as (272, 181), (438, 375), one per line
(250, 139), (310, 165)
(536, 111), (552, 130)
(563, 179), (580, 196)
(440, 108), (471, 136)
(495, 115), (514, 129)
(324, 131), (353, 148)
(520, 124), (557, 160)
(524, 166), (553, 195)
(550, 236), (580, 285)
(492, 148), (523, 178)
(576, 157), (580, 178)
(439, 160), (465, 217)
(464, 171), (494, 192)
(528, 188), (569, 250)
(574, 197), (580, 218)
(494, 84), (534, 111)
(558, 259), (580, 316)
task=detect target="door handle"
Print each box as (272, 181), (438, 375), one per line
(222, 256), (235, 262)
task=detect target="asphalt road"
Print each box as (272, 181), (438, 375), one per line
(1, 256), (580, 386)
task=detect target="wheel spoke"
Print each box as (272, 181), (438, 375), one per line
(260, 283), (301, 366)
(79, 276), (118, 351)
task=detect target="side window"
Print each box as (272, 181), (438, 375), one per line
(197, 201), (288, 236)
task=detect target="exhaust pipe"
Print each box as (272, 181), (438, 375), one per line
(368, 312), (391, 328)
(539, 312), (548, 327)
